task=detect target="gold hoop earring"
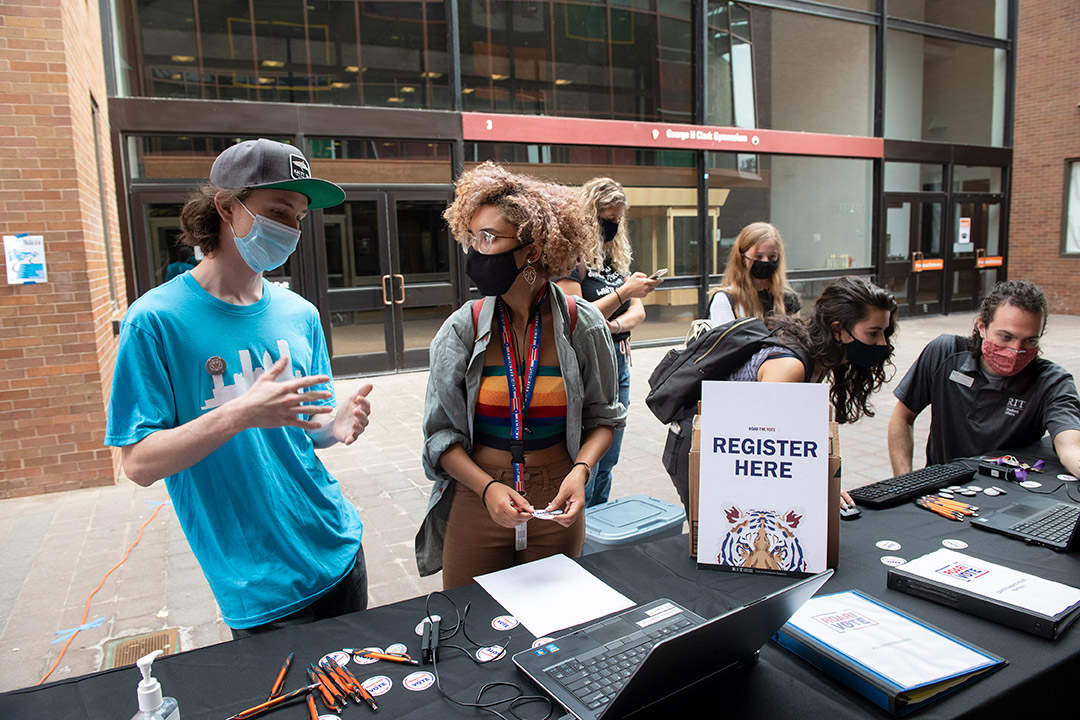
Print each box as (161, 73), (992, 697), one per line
(522, 262), (537, 286)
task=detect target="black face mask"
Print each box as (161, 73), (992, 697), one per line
(843, 337), (889, 368)
(601, 218), (619, 243)
(465, 245), (525, 297)
(748, 259), (779, 279)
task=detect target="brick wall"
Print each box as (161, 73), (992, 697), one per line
(0, 0), (126, 497)
(1010, 0), (1080, 313)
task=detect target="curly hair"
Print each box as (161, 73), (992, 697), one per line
(716, 222), (794, 320)
(580, 177), (632, 274)
(967, 279), (1048, 360)
(770, 276), (898, 424)
(178, 184), (251, 255)
(443, 162), (590, 279)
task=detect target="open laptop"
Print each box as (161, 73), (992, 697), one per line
(512, 570), (832, 720)
(971, 495), (1080, 551)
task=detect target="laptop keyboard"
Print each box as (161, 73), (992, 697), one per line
(545, 615), (695, 712)
(1010, 503), (1080, 545)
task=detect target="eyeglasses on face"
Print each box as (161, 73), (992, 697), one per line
(462, 229), (521, 254)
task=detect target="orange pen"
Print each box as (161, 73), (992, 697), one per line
(267, 651), (293, 701)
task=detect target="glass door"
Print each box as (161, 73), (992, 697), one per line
(317, 188), (457, 375)
(946, 196), (1004, 314)
(882, 194), (945, 316)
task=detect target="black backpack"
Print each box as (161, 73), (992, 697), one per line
(645, 317), (810, 424)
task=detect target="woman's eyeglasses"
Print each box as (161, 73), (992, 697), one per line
(463, 229), (521, 254)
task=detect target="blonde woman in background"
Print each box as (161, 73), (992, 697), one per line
(557, 178), (661, 507)
(709, 221), (801, 325)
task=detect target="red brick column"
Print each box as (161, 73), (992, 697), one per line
(0, 0), (127, 497)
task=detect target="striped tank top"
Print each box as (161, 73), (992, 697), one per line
(473, 365), (568, 452)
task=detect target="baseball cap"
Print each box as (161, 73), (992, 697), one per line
(210, 138), (345, 210)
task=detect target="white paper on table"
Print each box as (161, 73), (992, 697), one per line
(786, 591), (996, 689)
(899, 548), (1080, 618)
(474, 554), (634, 638)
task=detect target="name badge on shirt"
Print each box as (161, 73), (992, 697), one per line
(949, 370), (974, 387)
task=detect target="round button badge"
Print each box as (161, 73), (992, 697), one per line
(361, 676), (393, 697)
(205, 356), (226, 375)
(320, 651), (350, 667)
(403, 671), (436, 692)
(491, 615), (519, 631)
(875, 540), (901, 551)
(475, 645), (506, 663)
(415, 615), (441, 636)
(942, 539), (969, 550)
(386, 643), (409, 655)
(880, 556), (907, 567)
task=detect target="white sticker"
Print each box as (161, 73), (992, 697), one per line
(475, 645), (506, 663)
(353, 646), (383, 665)
(966, 485), (983, 492)
(531, 637), (555, 649)
(947, 485), (964, 491)
(880, 556), (907, 566)
(949, 370), (974, 387)
(491, 615), (519, 631)
(983, 488), (1001, 497)
(414, 615), (441, 636)
(875, 540), (901, 551)
(637, 605), (682, 627)
(1059, 474), (1078, 482)
(403, 671), (436, 692)
(386, 643), (409, 655)
(320, 651), (350, 667)
(362, 675), (393, 696)
(1020, 480), (1042, 489)
(938, 491), (955, 499)
(942, 538), (969, 549)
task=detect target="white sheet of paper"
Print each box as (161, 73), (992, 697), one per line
(899, 548), (1080, 618)
(786, 591), (995, 689)
(475, 554), (634, 637)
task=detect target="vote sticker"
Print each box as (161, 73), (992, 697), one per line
(414, 615), (441, 636)
(938, 491), (955, 499)
(352, 646), (383, 665)
(947, 486), (964, 491)
(875, 540), (901, 551)
(942, 538), (969, 550)
(362, 675), (393, 697)
(475, 645), (506, 663)
(491, 615), (519, 631)
(880, 556), (907, 567)
(403, 671), (436, 692)
(386, 643), (409, 655)
(966, 485), (983, 492)
(1058, 474), (1078, 482)
(983, 488), (1001, 497)
(531, 637), (555, 649)
(1019, 480), (1042, 489)
(320, 651), (350, 667)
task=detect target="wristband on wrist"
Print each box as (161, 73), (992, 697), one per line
(481, 479), (499, 508)
(614, 287), (623, 304)
(570, 461), (591, 475)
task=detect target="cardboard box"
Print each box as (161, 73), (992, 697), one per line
(691, 418), (841, 568)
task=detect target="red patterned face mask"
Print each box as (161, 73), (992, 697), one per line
(981, 337), (1036, 377)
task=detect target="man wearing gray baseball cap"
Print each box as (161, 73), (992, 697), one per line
(106, 139), (373, 636)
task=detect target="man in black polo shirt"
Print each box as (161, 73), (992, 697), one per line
(888, 280), (1080, 476)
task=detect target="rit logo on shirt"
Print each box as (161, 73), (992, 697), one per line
(1005, 397), (1026, 417)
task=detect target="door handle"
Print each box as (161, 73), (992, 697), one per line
(380, 274), (392, 305)
(393, 274), (405, 305)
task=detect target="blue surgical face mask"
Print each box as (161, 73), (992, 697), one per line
(229, 200), (301, 273)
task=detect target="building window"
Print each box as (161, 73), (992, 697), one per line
(1064, 160), (1080, 256)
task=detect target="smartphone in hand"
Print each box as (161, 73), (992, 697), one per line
(649, 268), (668, 279)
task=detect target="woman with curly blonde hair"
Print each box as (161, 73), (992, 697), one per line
(558, 177), (661, 507)
(709, 222), (800, 325)
(416, 162), (626, 588)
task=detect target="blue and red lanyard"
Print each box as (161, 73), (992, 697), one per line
(494, 285), (549, 498)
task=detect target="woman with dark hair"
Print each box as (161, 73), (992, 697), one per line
(667, 275), (897, 510)
(709, 222), (801, 325)
(417, 162), (625, 589)
(557, 177), (661, 507)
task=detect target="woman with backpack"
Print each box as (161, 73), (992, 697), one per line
(709, 221), (801, 324)
(416, 162), (625, 589)
(666, 276), (897, 511)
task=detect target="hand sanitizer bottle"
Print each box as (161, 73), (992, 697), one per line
(131, 650), (180, 720)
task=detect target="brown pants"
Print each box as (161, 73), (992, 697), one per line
(442, 457), (585, 590)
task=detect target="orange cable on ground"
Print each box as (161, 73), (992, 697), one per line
(37, 502), (167, 686)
